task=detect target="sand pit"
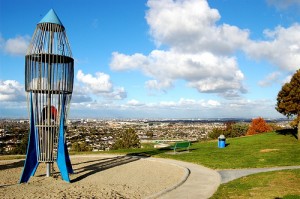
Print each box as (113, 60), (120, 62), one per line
(0, 155), (186, 199)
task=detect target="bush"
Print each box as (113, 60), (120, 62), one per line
(230, 123), (249, 137)
(246, 117), (272, 135)
(71, 142), (92, 152)
(208, 127), (225, 139)
(112, 128), (141, 150)
(208, 123), (249, 139)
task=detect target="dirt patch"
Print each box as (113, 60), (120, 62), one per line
(260, 149), (279, 153)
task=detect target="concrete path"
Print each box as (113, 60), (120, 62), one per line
(145, 158), (221, 199)
(144, 157), (300, 199)
(218, 165), (300, 184)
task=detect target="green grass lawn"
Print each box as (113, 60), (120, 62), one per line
(211, 169), (300, 199)
(103, 131), (299, 169)
(75, 131), (300, 169)
(155, 132), (300, 169)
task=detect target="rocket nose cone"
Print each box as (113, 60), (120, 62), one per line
(38, 9), (63, 26)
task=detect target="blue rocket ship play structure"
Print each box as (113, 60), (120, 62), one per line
(20, 9), (74, 183)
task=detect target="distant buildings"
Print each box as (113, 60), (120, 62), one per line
(0, 118), (292, 153)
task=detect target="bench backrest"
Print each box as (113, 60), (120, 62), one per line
(175, 142), (190, 148)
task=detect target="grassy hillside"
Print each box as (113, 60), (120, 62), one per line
(154, 131), (300, 169)
(100, 131), (300, 169)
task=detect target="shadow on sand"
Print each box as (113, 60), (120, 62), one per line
(71, 156), (140, 183)
(126, 147), (171, 157)
(0, 160), (24, 171)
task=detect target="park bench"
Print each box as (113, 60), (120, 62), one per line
(170, 141), (191, 153)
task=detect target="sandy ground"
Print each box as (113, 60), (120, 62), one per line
(0, 155), (185, 199)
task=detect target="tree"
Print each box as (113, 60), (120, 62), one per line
(11, 131), (28, 155)
(246, 117), (272, 135)
(112, 128), (140, 150)
(276, 69), (300, 140)
(71, 142), (91, 152)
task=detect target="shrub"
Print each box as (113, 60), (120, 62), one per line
(112, 128), (141, 150)
(230, 123), (249, 137)
(246, 117), (272, 135)
(208, 123), (249, 139)
(208, 127), (225, 139)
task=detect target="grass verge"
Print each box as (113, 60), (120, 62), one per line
(211, 169), (300, 199)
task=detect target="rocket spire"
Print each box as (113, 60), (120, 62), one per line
(39, 9), (63, 26)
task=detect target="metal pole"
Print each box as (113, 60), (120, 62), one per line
(46, 163), (51, 177)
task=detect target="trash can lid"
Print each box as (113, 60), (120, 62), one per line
(218, 134), (225, 139)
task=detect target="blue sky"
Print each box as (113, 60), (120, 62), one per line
(0, 0), (300, 119)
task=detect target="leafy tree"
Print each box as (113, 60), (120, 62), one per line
(112, 128), (140, 150)
(11, 131), (28, 155)
(208, 123), (249, 139)
(208, 127), (225, 139)
(246, 117), (272, 135)
(276, 69), (300, 140)
(71, 142), (91, 152)
(230, 123), (249, 137)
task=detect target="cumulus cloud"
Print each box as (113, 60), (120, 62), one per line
(72, 85), (93, 103)
(267, 0), (300, 9)
(71, 97), (280, 119)
(245, 24), (300, 72)
(109, 0), (300, 99)
(110, 0), (248, 97)
(0, 34), (30, 56)
(102, 87), (127, 100)
(126, 99), (145, 106)
(258, 72), (281, 87)
(0, 80), (26, 102)
(124, 98), (221, 110)
(146, 0), (249, 54)
(282, 75), (292, 84)
(77, 70), (113, 93)
(112, 50), (246, 94)
(76, 70), (127, 100)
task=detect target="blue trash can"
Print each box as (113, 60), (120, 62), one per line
(218, 135), (226, 148)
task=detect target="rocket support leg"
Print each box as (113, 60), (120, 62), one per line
(20, 92), (39, 183)
(57, 94), (73, 182)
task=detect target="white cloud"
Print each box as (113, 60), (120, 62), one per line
(145, 79), (173, 91)
(103, 87), (127, 100)
(110, 0), (248, 97)
(77, 70), (113, 93)
(109, 0), (299, 100)
(127, 99), (144, 106)
(0, 35), (30, 56)
(68, 97), (281, 119)
(267, 0), (300, 9)
(76, 70), (127, 101)
(0, 80), (26, 102)
(245, 24), (300, 72)
(110, 52), (148, 71)
(112, 50), (246, 94)
(146, 0), (249, 54)
(282, 75), (292, 84)
(72, 85), (93, 103)
(258, 72), (281, 87)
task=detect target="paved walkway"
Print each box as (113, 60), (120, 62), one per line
(145, 158), (221, 199)
(144, 157), (300, 199)
(218, 165), (300, 184)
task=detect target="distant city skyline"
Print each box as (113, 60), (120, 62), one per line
(1, 0), (300, 119)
